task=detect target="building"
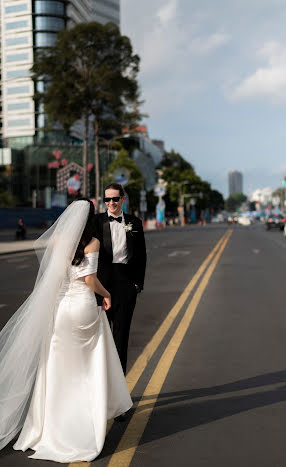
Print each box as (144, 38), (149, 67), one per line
(0, 0), (120, 203)
(91, 0), (120, 26)
(249, 187), (273, 206)
(228, 170), (243, 195)
(0, 0), (120, 149)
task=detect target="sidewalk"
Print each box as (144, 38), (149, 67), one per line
(0, 228), (45, 255)
(0, 221), (158, 255)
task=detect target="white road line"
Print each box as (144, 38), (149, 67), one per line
(16, 265), (30, 269)
(168, 250), (190, 257)
(0, 304), (7, 309)
(7, 258), (26, 263)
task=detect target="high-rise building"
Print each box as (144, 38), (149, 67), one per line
(91, 0), (120, 26)
(228, 170), (243, 195)
(0, 0), (120, 148)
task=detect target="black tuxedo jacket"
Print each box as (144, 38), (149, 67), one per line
(93, 212), (147, 291)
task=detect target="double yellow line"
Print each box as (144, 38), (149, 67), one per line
(69, 229), (232, 467)
(107, 229), (232, 466)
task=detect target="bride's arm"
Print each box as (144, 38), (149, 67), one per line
(83, 237), (111, 309)
(84, 274), (111, 310)
(85, 273), (110, 298)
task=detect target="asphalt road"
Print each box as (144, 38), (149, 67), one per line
(1, 224), (286, 466)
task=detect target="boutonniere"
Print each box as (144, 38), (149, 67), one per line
(121, 221), (133, 232)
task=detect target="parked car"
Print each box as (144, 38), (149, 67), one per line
(265, 214), (286, 230)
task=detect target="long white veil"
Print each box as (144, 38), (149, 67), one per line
(0, 200), (90, 449)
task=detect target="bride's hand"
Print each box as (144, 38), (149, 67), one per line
(102, 295), (111, 311)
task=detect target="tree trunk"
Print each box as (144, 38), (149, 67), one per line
(82, 114), (89, 197)
(94, 120), (100, 212)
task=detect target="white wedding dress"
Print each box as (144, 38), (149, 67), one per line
(13, 252), (132, 463)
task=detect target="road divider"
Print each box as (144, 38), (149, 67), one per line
(108, 229), (232, 467)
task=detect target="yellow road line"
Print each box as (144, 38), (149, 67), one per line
(68, 230), (230, 467)
(108, 230), (232, 467)
(126, 230), (229, 393)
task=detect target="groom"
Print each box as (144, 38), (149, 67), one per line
(93, 183), (147, 377)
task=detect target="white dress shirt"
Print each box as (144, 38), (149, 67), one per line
(108, 210), (128, 264)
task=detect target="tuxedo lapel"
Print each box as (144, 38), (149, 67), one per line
(102, 212), (113, 259)
(124, 214), (134, 261)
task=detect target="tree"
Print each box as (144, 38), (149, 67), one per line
(0, 189), (16, 207)
(225, 193), (247, 212)
(161, 149), (194, 171)
(105, 148), (143, 210)
(32, 21), (141, 205)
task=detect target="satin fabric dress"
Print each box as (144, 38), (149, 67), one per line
(13, 252), (132, 463)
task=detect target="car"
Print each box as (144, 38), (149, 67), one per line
(238, 216), (251, 226)
(265, 214), (286, 231)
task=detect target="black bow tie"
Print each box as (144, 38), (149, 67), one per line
(109, 215), (122, 223)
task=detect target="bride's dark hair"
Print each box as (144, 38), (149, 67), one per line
(72, 198), (95, 266)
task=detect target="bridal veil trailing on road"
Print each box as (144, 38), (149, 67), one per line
(0, 201), (90, 449)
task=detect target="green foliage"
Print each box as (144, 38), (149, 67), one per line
(159, 149), (224, 213)
(32, 21), (141, 135)
(161, 149), (194, 171)
(209, 190), (225, 211)
(0, 190), (16, 207)
(106, 148), (143, 208)
(225, 193), (247, 212)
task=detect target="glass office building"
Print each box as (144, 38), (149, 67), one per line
(0, 0), (120, 146)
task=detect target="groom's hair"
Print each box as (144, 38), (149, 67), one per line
(105, 183), (125, 197)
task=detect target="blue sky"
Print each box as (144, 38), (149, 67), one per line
(121, 0), (286, 197)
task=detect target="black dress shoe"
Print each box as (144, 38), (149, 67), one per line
(114, 412), (127, 422)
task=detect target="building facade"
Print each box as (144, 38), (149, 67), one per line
(228, 170), (243, 195)
(0, 0), (120, 149)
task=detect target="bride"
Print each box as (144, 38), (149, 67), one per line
(0, 199), (132, 463)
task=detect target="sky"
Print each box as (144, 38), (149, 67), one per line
(121, 0), (286, 198)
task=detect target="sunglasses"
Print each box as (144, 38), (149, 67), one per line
(104, 196), (121, 203)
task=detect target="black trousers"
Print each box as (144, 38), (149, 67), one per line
(106, 264), (137, 375)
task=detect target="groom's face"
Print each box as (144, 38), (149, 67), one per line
(105, 188), (125, 216)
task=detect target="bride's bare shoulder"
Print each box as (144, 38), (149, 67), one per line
(84, 237), (100, 254)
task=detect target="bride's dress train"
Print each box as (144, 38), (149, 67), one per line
(14, 252), (132, 463)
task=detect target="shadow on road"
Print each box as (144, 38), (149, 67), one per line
(101, 370), (286, 457)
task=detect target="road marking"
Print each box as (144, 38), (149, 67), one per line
(126, 230), (229, 393)
(0, 304), (6, 309)
(108, 230), (232, 467)
(7, 257), (27, 263)
(68, 230), (231, 467)
(168, 250), (190, 257)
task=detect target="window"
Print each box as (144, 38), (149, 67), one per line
(7, 86), (29, 94)
(8, 119), (30, 127)
(6, 53), (29, 62)
(6, 20), (28, 30)
(35, 16), (64, 31)
(6, 36), (29, 46)
(35, 32), (57, 47)
(7, 69), (30, 79)
(8, 102), (30, 111)
(35, 1), (64, 15)
(5, 3), (28, 14)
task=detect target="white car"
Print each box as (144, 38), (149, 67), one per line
(238, 216), (251, 226)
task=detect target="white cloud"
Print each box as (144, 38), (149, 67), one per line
(157, 0), (177, 26)
(188, 33), (230, 55)
(231, 41), (286, 101)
